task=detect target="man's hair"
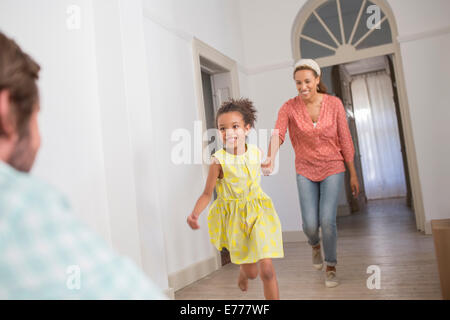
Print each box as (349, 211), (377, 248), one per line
(0, 31), (40, 137)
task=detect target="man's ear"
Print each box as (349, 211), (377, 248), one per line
(0, 90), (16, 137)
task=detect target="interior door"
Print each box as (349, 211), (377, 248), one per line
(201, 70), (218, 156)
(202, 69), (233, 267)
(212, 72), (232, 110)
(387, 55), (413, 208)
(332, 65), (367, 212)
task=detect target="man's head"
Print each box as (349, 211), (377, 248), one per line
(0, 31), (41, 172)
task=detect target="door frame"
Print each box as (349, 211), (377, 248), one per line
(192, 38), (241, 268)
(291, 0), (426, 232)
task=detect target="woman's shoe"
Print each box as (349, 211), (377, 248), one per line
(325, 270), (339, 288)
(312, 246), (323, 270)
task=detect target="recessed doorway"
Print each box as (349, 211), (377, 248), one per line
(192, 38), (241, 267)
(291, 0), (425, 231)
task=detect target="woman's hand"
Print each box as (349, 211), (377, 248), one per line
(261, 157), (274, 176)
(350, 174), (360, 198)
(187, 213), (200, 230)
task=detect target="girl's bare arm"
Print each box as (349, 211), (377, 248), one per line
(187, 158), (222, 229)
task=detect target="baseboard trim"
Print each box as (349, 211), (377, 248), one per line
(425, 220), (432, 235)
(171, 233), (309, 292)
(164, 287), (175, 300)
(283, 230), (308, 242)
(169, 255), (219, 292)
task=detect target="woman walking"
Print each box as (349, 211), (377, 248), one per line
(262, 59), (360, 288)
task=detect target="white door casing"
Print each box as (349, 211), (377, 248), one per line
(291, 0), (426, 232)
(192, 37), (241, 270)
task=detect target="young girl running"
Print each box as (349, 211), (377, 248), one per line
(187, 98), (284, 300)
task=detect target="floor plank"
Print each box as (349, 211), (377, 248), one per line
(175, 198), (442, 300)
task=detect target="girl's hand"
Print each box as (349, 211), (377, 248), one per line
(187, 213), (200, 230)
(350, 175), (360, 198)
(261, 157), (274, 176)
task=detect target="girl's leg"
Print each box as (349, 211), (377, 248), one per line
(319, 172), (344, 269)
(238, 263), (258, 292)
(259, 258), (279, 300)
(296, 174), (321, 246)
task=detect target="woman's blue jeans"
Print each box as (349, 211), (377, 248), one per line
(296, 172), (344, 267)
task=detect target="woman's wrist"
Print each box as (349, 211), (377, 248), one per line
(345, 161), (357, 176)
(266, 157), (275, 167)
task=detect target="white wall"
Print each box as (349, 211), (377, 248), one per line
(392, 0), (450, 230)
(3, 0), (448, 296)
(141, 0), (249, 280)
(143, 0), (246, 64)
(0, 0), (112, 244)
(0, 0), (251, 294)
(0, 0), (171, 292)
(239, 0), (305, 69)
(239, 0), (308, 233)
(399, 33), (450, 227)
(237, 0), (450, 233)
(248, 67), (303, 231)
(389, 0), (450, 37)
(91, 0), (170, 290)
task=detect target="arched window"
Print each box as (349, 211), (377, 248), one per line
(292, 0), (397, 67)
(291, 0), (426, 233)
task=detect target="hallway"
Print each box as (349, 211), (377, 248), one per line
(175, 198), (441, 300)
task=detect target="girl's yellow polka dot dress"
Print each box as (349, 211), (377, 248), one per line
(208, 144), (284, 264)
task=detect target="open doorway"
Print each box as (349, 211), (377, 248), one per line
(291, 0), (425, 231)
(192, 38), (241, 267)
(200, 58), (233, 267)
(200, 57), (232, 156)
(331, 55), (412, 212)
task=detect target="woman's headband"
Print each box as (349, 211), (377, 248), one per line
(294, 59), (321, 77)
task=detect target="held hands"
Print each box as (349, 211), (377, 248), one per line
(187, 213), (200, 230)
(261, 157), (274, 176)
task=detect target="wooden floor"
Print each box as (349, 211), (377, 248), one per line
(175, 198), (442, 300)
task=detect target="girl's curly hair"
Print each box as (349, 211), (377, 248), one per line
(215, 98), (257, 129)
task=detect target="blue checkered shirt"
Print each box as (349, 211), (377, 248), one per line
(0, 162), (166, 299)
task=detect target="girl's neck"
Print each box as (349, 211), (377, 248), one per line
(224, 143), (247, 156)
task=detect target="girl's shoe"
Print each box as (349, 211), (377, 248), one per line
(325, 270), (339, 288)
(312, 246), (323, 270)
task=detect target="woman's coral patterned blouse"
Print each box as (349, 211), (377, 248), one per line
(273, 94), (355, 182)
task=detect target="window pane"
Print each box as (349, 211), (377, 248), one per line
(356, 19), (392, 50)
(302, 9), (338, 49)
(316, 0), (342, 45)
(351, 0), (386, 46)
(340, 0), (364, 43)
(300, 38), (336, 60)
(299, 0), (393, 59)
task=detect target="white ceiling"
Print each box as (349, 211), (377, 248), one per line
(343, 56), (388, 76)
